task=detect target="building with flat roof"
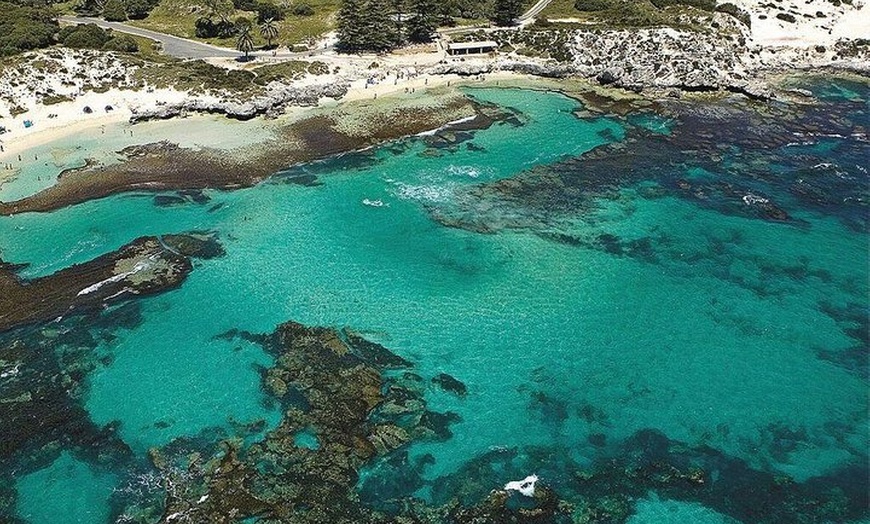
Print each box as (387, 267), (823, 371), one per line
(446, 41), (498, 56)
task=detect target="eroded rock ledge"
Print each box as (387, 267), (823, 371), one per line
(0, 232), (222, 333)
(129, 82), (350, 123)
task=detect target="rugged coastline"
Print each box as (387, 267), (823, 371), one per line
(1, 0), (867, 163)
(0, 87), (512, 214)
(0, 3), (868, 523)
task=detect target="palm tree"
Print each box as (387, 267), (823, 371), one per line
(237, 25), (255, 60)
(259, 18), (279, 49)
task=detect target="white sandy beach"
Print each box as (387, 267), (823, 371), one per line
(0, 46), (501, 167)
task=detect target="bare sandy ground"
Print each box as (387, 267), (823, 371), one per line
(732, 0), (868, 46)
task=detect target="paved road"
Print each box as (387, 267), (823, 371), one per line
(59, 16), (244, 59)
(518, 0), (556, 22)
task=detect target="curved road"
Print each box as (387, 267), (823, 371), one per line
(60, 16), (258, 59)
(518, 0), (557, 22)
(63, 6), (555, 59)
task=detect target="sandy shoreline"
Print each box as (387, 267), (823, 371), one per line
(2, 0), (867, 164)
(0, 65), (530, 194)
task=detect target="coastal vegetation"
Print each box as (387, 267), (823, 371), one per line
(74, 0), (162, 20)
(335, 0), (500, 53)
(58, 23), (139, 52)
(0, 1), (58, 57)
(491, 0), (524, 26)
(542, 0), (750, 29)
(125, 0), (335, 48)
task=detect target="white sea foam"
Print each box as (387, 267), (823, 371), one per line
(447, 165), (482, 179)
(394, 183), (454, 203)
(76, 259), (153, 296)
(0, 363), (20, 379)
(742, 193), (769, 206)
(504, 474), (539, 497)
(414, 115), (478, 137)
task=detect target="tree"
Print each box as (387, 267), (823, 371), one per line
(102, 0), (127, 20)
(405, 0), (437, 43)
(259, 17), (278, 47)
(360, 0), (400, 52)
(491, 0), (522, 26)
(335, 0), (364, 52)
(255, 1), (284, 23)
(236, 23), (254, 59)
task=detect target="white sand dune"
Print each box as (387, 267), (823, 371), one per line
(732, 0), (868, 46)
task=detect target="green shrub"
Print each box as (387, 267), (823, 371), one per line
(62, 23), (113, 49)
(103, 34), (139, 52)
(234, 15), (252, 30)
(0, 1), (58, 56)
(574, 0), (611, 11)
(73, 0), (102, 16)
(716, 2), (751, 26)
(125, 0), (159, 19)
(650, 0), (716, 11)
(255, 1), (284, 23)
(102, 0), (128, 21)
(232, 0), (258, 9)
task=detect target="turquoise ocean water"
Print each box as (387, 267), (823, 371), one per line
(0, 85), (867, 522)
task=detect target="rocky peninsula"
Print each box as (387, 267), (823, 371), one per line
(0, 232), (223, 332)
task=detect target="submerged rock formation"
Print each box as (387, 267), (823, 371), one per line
(0, 91), (490, 216)
(135, 321), (461, 523)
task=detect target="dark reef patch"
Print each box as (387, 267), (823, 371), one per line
(0, 235), (200, 333)
(815, 300), (869, 378)
(431, 82), (868, 236)
(432, 372), (468, 397)
(0, 93), (492, 215)
(123, 321), (462, 523)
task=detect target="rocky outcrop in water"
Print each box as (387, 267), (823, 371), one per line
(129, 82), (350, 123)
(133, 321), (461, 523)
(0, 233), (221, 333)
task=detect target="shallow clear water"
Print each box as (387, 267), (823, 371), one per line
(15, 452), (117, 524)
(1, 85), (867, 523)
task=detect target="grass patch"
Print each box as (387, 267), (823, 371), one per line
(252, 60), (328, 85)
(540, 0), (595, 19)
(539, 0), (715, 29)
(127, 34), (166, 60)
(134, 57), (328, 93)
(127, 0), (338, 48)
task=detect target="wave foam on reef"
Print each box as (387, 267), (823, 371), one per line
(393, 182), (456, 203)
(504, 475), (539, 497)
(415, 115), (479, 137)
(447, 165), (483, 179)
